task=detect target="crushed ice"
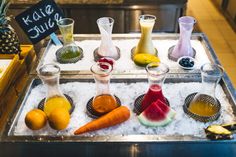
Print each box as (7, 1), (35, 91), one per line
(13, 82), (235, 137)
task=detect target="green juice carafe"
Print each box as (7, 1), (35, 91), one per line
(134, 15), (157, 56)
(56, 18), (83, 64)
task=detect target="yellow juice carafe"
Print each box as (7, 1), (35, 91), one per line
(38, 64), (71, 117)
(134, 15), (157, 56)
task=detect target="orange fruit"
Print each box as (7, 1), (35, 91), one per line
(25, 109), (47, 130)
(48, 107), (70, 130)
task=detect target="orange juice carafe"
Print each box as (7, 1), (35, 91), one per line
(38, 64), (71, 116)
(134, 15), (157, 56)
(90, 62), (119, 116)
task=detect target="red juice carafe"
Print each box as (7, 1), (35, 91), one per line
(141, 62), (169, 112)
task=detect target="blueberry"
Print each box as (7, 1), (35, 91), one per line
(185, 58), (190, 62)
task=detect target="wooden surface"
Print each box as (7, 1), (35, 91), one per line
(0, 45), (35, 132)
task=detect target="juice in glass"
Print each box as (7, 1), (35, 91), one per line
(141, 84), (167, 112)
(92, 94), (118, 115)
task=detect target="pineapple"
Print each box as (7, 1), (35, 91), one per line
(0, 0), (20, 54)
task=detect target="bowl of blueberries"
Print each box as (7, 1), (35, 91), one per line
(177, 56), (195, 70)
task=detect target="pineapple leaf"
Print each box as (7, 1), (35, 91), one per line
(0, 0), (11, 25)
(2, 0), (10, 15)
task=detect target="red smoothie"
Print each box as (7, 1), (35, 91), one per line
(141, 84), (166, 112)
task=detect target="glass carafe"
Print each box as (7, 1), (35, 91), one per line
(168, 16), (196, 61)
(90, 62), (119, 116)
(97, 17), (119, 60)
(141, 62), (169, 112)
(38, 64), (71, 116)
(56, 18), (83, 64)
(134, 15), (157, 56)
(189, 63), (224, 116)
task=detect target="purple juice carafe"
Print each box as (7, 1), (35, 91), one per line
(168, 16), (196, 61)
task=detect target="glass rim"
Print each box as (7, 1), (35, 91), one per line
(90, 62), (113, 75)
(145, 62), (169, 76)
(200, 63), (224, 77)
(57, 18), (74, 27)
(38, 63), (60, 76)
(97, 17), (114, 25)
(178, 16), (196, 25)
(139, 14), (156, 22)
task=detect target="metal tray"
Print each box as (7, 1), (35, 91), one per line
(1, 33), (236, 157)
(2, 73), (236, 142)
(31, 33), (220, 75)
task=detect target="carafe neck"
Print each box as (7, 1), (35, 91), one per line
(199, 63), (224, 100)
(179, 23), (193, 42)
(140, 23), (154, 41)
(91, 62), (113, 96)
(63, 37), (74, 45)
(42, 74), (64, 98)
(94, 74), (111, 95)
(38, 64), (64, 99)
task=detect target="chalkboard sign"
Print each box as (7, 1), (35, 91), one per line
(15, 0), (64, 44)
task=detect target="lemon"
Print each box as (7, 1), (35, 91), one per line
(134, 54), (160, 67)
(48, 108), (70, 130)
(25, 109), (47, 130)
(44, 96), (71, 117)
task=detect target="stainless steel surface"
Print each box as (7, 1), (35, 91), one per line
(2, 73), (236, 142)
(1, 33), (236, 157)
